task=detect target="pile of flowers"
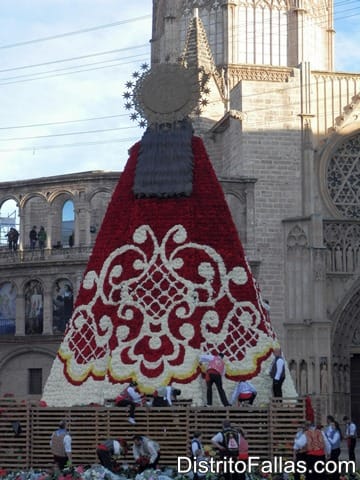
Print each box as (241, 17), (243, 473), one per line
(0, 465), (183, 480)
(1, 465), (360, 480)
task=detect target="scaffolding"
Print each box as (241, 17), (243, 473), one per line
(0, 210), (18, 246)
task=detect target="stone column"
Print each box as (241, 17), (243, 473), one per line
(74, 192), (91, 247)
(18, 207), (25, 251)
(222, 2), (238, 65)
(161, 2), (177, 63)
(288, 2), (306, 66)
(302, 120), (315, 216)
(46, 207), (54, 249)
(84, 208), (91, 246)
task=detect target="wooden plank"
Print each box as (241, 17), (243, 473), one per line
(0, 398), (309, 470)
(0, 398), (28, 469)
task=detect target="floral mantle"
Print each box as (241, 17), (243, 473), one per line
(42, 137), (282, 406)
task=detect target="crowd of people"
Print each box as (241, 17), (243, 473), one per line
(50, 419), (161, 474)
(110, 347), (285, 426)
(293, 415), (357, 480)
(50, 413), (358, 478)
(47, 348), (297, 476)
(50, 418), (249, 477)
(46, 349), (356, 478)
(4, 226), (76, 252)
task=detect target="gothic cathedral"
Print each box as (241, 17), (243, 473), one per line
(150, 0), (360, 421)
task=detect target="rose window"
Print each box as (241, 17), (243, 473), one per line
(326, 133), (360, 218)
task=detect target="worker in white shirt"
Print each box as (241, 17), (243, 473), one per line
(269, 347), (285, 397)
(199, 352), (230, 406)
(115, 381), (146, 424)
(230, 380), (257, 406)
(294, 421), (331, 480)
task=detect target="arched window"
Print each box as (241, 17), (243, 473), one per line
(52, 279), (74, 334)
(0, 282), (17, 335)
(24, 280), (43, 335)
(90, 191), (111, 244)
(62, 200), (74, 247)
(0, 199), (19, 248)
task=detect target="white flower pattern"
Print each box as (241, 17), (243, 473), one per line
(57, 225), (275, 388)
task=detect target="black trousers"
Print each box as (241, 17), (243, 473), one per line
(348, 437), (356, 462)
(328, 447), (341, 480)
(206, 372), (229, 406)
(97, 448), (114, 471)
(272, 378), (284, 398)
(306, 454), (326, 480)
(220, 453), (245, 480)
(294, 452), (307, 480)
(137, 452), (161, 472)
(153, 397), (169, 407)
(53, 454), (68, 471)
(115, 399), (136, 418)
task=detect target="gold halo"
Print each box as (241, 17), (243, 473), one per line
(133, 63), (201, 125)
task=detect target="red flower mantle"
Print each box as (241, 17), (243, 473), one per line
(55, 136), (276, 391)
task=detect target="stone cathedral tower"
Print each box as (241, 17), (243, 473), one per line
(152, 0), (334, 70)
(151, 0), (360, 422)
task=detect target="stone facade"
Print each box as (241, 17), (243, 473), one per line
(150, 0), (360, 421)
(0, 170), (258, 403)
(0, 171), (118, 399)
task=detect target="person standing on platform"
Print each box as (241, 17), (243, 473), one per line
(269, 346), (285, 398)
(199, 352), (230, 406)
(38, 226), (47, 258)
(50, 419), (72, 471)
(29, 226), (37, 250)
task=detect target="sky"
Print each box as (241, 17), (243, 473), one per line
(0, 0), (152, 183)
(0, 0), (359, 184)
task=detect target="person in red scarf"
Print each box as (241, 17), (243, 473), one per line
(96, 438), (127, 473)
(294, 421), (331, 480)
(199, 352), (230, 406)
(115, 381), (146, 424)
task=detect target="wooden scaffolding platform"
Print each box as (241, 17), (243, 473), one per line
(0, 397), (307, 470)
